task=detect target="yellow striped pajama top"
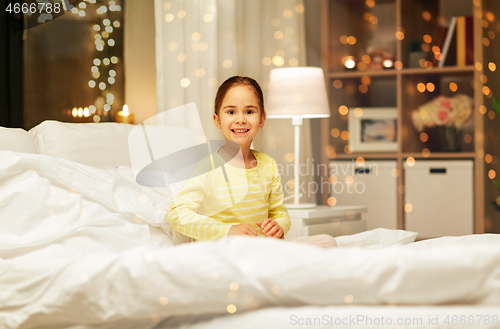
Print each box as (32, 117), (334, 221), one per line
(166, 150), (291, 241)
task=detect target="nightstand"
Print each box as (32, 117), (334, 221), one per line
(284, 205), (367, 239)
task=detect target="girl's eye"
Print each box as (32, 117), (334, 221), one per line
(245, 110), (254, 114)
(227, 110), (234, 114)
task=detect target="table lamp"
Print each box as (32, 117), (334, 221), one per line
(266, 67), (331, 208)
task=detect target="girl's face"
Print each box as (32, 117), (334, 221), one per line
(213, 85), (266, 149)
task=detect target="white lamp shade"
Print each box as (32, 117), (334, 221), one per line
(266, 67), (331, 118)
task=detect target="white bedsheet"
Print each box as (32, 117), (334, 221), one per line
(159, 305), (500, 329)
(0, 152), (499, 329)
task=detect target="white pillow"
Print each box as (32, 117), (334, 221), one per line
(334, 228), (418, 249)
(29, 120), (135, 168)
(0, 126), (37, 153)
(29, 120), (199, 170)
(403, 234), (500, 250)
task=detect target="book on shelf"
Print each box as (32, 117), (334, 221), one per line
(438, 17), (457, 68)
(456, 16), (474, 66)
(438, 16), (473, 68)
(431, 26), (448, 66)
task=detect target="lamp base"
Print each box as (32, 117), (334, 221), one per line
(285, 203), (317, 209)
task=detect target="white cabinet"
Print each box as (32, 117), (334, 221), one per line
(404, 160), (473, 238)
(285, 205), (367, 239)
(330, 160), (398, 230)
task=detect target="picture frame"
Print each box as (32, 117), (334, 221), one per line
(348, 107), (398, 152)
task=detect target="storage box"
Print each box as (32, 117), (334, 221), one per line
(330, 160), (398, 230)
(404, 160), (473, 238)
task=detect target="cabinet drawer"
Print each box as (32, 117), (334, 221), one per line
(303, 220), (367, 237)
(404, 160), (473, 238)
(330, 160), (397, 230)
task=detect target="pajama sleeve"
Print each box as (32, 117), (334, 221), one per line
(166, 174), (233, 241)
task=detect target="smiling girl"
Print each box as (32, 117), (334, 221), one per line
(167, 76), (336, 247)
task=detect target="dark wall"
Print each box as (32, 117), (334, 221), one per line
(483, 0), (500, 233)
(22, 1), (124, 129)
(0, 0), (24, 128)
(304, 0), (324, 205)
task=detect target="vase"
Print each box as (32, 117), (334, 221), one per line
(442, 126), (461, 152)
(408, 51), (427, 68)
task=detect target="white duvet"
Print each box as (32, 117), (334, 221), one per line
(0, 151), (499, 329)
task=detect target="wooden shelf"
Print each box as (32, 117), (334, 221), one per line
(321, 0), (488, 233)
(328, 70), (397, 79)
(328, 65), (474, 79)
(402, 152), (476, 159)
(332, 153), (398, 159)
(331, 152), (476, 160)
(400, 66), (475, 75)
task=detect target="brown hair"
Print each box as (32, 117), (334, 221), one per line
(214, 76), (265, 116)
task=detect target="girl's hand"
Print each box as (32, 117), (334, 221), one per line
(228, 224), (258, 236)
(256, 219), (284, 239)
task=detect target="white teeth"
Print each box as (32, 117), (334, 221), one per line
(233, 129), (248, 133)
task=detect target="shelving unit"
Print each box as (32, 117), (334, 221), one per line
(320, 0), (491, 233)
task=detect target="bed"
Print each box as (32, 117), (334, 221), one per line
(0, 121), (499, 329)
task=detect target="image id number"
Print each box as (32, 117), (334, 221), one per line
(6, 2), (62, 14)
(444, 315), (498, 326)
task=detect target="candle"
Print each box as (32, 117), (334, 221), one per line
(115, 104), (135, 124)
(342, 56), (356, 70)
(69, 107), (94, 123)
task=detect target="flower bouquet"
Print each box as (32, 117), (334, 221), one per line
(412, 94), (473, 151)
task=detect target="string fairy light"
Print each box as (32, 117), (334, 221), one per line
(62, 0), (123, 122)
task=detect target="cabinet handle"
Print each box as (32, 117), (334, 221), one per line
(430, 168), (447, 174)
(355, 168), (371, 174)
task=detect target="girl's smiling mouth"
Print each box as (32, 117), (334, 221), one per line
(231, 129), (250, 133)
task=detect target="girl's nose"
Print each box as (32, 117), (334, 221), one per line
(236, 114), (246, 123)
